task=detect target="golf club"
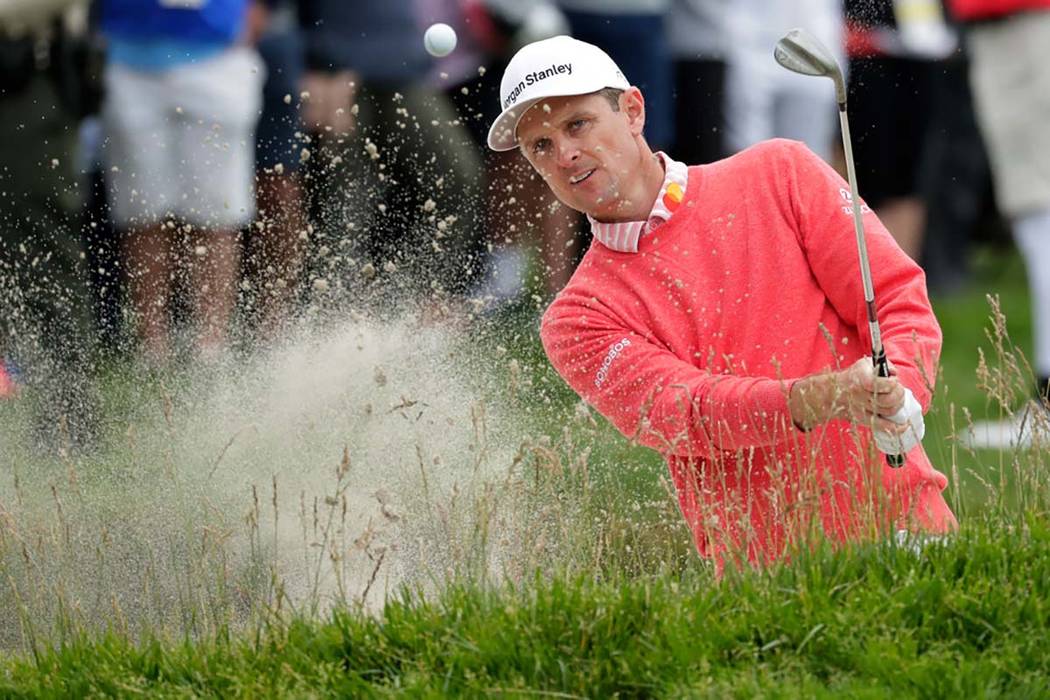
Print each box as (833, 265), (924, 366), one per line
(774, 28), (906, 468)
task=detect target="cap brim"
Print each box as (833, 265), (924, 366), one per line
(486, 97), (546, 152)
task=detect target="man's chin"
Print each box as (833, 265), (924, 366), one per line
(553, 194), (596, 217)
(584, 199), (626, 222)
(555, 188), (619, 219)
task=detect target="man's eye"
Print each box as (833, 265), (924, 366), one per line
(532, 139), (550, 156)
(568, 119), (587, 132)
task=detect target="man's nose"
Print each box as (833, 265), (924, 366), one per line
(554, 139), (579, 168)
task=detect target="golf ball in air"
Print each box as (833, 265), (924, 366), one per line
(424, 23), (457, 57)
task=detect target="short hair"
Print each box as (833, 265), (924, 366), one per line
(596, 87), (624, 111)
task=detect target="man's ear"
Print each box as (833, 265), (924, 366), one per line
(622, 87), (646, 137)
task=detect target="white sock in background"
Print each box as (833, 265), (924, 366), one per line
(1014, 207), (1050, 392)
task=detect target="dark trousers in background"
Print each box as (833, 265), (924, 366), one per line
(563, 10), (674, 152)
(304, 84), (483, 305)
(919, 50), (999, 296)
(673, 58), (728, 165)
(84, 167), (124, 351)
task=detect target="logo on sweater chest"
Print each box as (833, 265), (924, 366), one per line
(595, 338), (631, 388)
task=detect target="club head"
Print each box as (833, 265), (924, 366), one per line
(774, 28), (846, 104)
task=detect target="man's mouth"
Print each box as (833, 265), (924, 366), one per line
(569, 169), (595, 185)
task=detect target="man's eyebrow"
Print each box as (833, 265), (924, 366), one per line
(557, 108), (594, 126)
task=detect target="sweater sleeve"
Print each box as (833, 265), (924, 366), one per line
(540, 297), (800, 458)
(786, 141), (942, 410)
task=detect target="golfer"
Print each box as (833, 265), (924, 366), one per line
(487, 36), (957, 570)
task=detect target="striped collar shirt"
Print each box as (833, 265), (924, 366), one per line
(588, 152), (689, 254)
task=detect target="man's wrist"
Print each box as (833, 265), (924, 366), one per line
(788, 374), (837, 431)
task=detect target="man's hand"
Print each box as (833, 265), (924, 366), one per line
(790, 357), (910, 435)
(835, 356), (906, 428)
(873, 387), (925, 455)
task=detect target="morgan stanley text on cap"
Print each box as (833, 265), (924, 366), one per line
(486, 35), (630, 152)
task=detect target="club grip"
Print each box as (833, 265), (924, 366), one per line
(873, 348), (906, 468)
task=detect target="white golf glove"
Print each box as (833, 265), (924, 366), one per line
(874, 387), (925, 456)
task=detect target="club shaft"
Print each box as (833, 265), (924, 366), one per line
(774, 29), (907, 467)
(839, 103), (904, 467)
(837, 104), (884, 362)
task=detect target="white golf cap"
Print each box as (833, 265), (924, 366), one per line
(486, 35), (630, 152)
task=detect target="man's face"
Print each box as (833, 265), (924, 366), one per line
(516, 90), (646, 220)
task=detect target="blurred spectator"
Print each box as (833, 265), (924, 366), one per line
(556, 0), (673, 151)
(78, 4), (121, 354)
(445, 0), (580, 301)
(296, 0), (483, 312)
(917, 42), (995, 296)
(844, 0), (957, 259)
(951, 0), (1050, 446)
(668, 0), (730, 164)
(81, 112), (125, 353)
(0, 0), (100, 448)
(724, 0), (844, 161)
(247, 0), (307, 339)
(99, 0), (265, 361)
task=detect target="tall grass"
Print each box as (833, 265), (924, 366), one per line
(4, 524), (1049, 696)
(1, 289), (1048, 695)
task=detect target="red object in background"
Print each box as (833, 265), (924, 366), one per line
(0, 363), (15, 399)
(845, 20), (886, 58)
(461, 0), (509, 55)
(947, 0), (1050, 22)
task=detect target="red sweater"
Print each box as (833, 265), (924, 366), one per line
(541, 140), (956, 567)
(948, 0), (1050, 21)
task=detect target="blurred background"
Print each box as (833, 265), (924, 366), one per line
(0, 0), (1047, 455)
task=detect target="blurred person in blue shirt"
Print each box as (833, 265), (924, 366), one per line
(99, 0), (267, 361)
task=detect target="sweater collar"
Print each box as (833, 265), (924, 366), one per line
(587, 152), (688, 254)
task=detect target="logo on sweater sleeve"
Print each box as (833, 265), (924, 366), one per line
(594, 338), (632, 388)
(839, 187), (872, 215)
